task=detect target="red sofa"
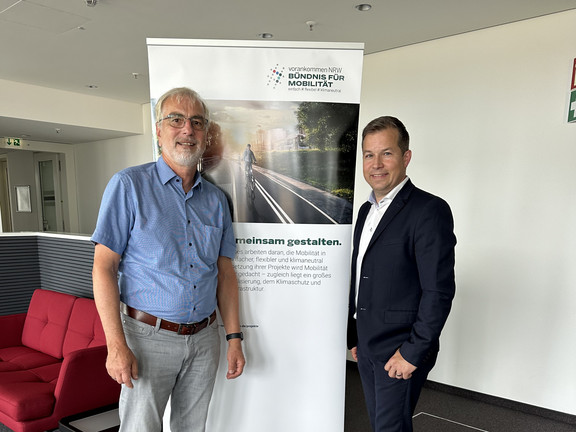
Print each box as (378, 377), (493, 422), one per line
(0, 289), (120, 432)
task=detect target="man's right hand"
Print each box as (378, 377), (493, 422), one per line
(106, 343), (139, 388)
(350, 346), (358, 361)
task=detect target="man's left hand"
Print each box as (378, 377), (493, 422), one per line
(384, 349), (417, 380)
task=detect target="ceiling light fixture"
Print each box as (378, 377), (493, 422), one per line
(355, 3), (372, 11)
(258, 33), (273, 39)
(85, 0), (97, 7)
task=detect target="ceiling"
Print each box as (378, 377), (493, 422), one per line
(1, 0), (576, 145)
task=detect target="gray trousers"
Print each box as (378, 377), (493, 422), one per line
(119, 313), (221, 432)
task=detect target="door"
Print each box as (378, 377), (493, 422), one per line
(34, 153), (64, 232)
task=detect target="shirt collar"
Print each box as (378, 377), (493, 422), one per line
(156, 156), (203, 190)
(368, 176), (409, 207)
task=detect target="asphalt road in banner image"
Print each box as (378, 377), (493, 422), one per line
(202, 158), (353, 225)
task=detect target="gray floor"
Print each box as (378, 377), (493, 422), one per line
(2, 363), (575, 432)
(344, 361), (576, 432)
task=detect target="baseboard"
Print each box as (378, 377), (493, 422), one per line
(424, 380), (576, 426)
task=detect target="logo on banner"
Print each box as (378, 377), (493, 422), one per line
(267, 64), (285, 89)
(266, 64), (347, 94)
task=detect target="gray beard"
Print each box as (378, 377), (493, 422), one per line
(172, 151), (202, 168)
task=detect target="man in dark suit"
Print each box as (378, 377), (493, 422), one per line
(347, 116), (456, 432)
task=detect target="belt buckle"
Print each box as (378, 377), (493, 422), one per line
(177, 323), (196, 335)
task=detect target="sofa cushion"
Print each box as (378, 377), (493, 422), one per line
(0, 381), (56, 421)
(0, 363), (60, 385)
(21, 289), (76, 359)
(63, 298), (106, 356)
(0, 357), (62, 422)
(0, 346), (61, 372)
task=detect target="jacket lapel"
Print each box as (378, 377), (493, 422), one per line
(367, 180), (414, 250)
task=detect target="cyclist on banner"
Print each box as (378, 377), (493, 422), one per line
(243, 144), (257, 178)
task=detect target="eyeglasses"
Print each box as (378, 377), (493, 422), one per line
(159, 114), (208, 131)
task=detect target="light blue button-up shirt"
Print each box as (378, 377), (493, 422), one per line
(92, 156), (236, 323)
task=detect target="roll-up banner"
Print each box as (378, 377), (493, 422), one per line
(147, 39), (364, 432)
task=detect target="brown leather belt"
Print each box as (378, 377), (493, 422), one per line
(121, 303), (216, 336)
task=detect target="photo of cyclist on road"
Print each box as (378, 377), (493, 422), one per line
(195, 99), (358, 224)
(243, 144), (257, 175)
(243, 144), (257, 201)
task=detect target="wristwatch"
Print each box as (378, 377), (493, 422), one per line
(226, 332), (244, 341)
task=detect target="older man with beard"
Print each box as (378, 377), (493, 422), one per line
(92, 87), (245, 432)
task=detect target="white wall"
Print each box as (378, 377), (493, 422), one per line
(355, 10), (576, 414)
(0, 79), (142, 133)
(74, 103), (155, 234)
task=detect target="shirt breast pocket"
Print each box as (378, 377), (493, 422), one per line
(193, 224), (223, 264)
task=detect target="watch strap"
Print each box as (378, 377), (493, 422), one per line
(226, 332), (244, 341)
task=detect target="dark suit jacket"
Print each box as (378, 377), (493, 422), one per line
(347, 179), (456, 367)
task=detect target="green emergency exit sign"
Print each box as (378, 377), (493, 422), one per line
(2, 137), (22, 147)
(569, 90), (576, 123)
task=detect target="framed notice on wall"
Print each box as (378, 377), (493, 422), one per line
(15, 185), (31, 212)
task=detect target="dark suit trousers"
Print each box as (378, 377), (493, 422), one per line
(357, 352), (437, 432)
